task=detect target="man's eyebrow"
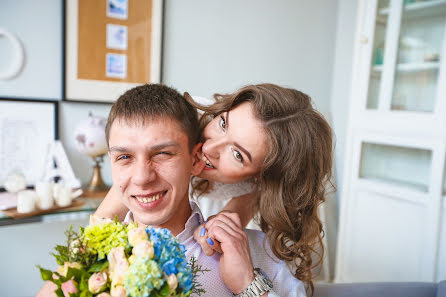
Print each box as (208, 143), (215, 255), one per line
(226, 111), (252, 162)
(109, 141), (180, 153)
(150, 141), (181, 151)
(109, 146), (130, 153)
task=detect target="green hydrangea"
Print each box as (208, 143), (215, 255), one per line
(82, 222), (130, 260)
(124, 256), (164, 297)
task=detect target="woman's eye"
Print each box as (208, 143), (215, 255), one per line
(219, 115), (226, 131)
(233, 150), (243, 163)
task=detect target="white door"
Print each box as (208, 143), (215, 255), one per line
(336, 0), (446, 282)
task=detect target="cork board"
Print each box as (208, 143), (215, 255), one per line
(77, 0), (153, 83)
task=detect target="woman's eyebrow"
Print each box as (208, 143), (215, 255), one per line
(226, 110), (252, 162)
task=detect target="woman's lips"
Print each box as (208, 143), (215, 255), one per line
(201, 152), (216, 170)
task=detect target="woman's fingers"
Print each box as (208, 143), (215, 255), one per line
(193, 222), (222, 255)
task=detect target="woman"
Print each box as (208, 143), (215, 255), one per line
(95, 83), (333, 295)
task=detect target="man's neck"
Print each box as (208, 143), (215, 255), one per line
(136, 198), (192, 236)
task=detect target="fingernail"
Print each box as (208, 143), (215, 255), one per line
(207, 238), (214, 246)
(200, 227), (206, 237)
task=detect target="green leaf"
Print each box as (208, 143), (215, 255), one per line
(87, 260), (109, 273)
(153, 282), (170, 297)
(54, 287), (65, 297)
(37, 266), (54, 281)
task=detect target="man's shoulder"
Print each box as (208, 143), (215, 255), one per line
(244, 229), (307, 297)
(244, 228), (277, 262)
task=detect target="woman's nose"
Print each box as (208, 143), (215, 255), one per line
(202, 137), (224, 159)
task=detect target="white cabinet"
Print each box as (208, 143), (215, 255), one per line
(336, 0), (446, 282)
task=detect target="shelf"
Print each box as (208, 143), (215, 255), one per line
(0, 197), (102, 226)
(372, 61), (440, 72)
(380, 0), (446, 19)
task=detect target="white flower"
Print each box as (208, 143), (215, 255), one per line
(88, 271), (108, 294)
(108, 247), (129, 286)
(166, 273), (178, 291)
(132, 241), (154, 259)
(127, 227), (148, 246)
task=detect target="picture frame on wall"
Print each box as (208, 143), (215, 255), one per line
(65, 0), (163, 103)
(0, 100), (57, 187)
(0, 0), (63, 101)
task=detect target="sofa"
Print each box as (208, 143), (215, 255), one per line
(313, 281), (446, 297)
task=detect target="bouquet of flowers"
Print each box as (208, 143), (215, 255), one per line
(38, 216), (207, 297)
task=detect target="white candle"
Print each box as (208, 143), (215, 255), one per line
(35, 181), (54, 210)
(55, 185), (73, 207)
(17, 190), (37, 213)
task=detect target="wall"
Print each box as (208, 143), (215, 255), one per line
(162, 0), (337, 116)
(328, 0), (359, 279)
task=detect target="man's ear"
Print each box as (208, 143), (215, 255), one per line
(191, 143), (206, 176)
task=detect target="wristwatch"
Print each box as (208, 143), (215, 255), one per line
(233, 268), (273, 297)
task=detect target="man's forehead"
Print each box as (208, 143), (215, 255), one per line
(110, 116), (189, 146)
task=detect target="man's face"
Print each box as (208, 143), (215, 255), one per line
(108, 117), (202, 233)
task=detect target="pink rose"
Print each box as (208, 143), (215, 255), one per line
(97, 293), (112, 297)
(132, 241), (154, 259)
(61, 279), (77, 297)
(127, 227), (148, 246)
(108, 247), (129, 286)
(88, 271), (108, 294)
(111, 285), (126, 297)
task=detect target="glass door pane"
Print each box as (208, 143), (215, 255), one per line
(391, 0), (446, 112)
(359, 142), (432, 192)
(367, 0), (391, 109)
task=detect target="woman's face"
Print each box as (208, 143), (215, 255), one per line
(198, 101), (269, 184)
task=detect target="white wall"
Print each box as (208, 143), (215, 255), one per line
(162, 0), (337, 116)
(329, 0), (359, 204)
(328, 0), (359, 279)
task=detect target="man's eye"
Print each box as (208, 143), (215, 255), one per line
(117, 155), (130, 161)
(154, 151), (174, 158)
(219, 115), (226, 131)
(233, 150), (243, 163)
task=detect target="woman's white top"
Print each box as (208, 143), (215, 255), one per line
(192, 180), (260, 230)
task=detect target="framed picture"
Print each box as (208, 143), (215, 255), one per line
(65, 0), (163, 102)
(0, 0), (63, 101)
(0, 100), (57, 187)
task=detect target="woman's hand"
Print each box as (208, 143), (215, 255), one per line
(193, 215), (222, 256)
(206, 211), (255, 294)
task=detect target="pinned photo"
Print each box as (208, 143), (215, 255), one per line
(106, 24), (128, 50)
(106, 53), (127, 79)
(107, 0), (128, 20)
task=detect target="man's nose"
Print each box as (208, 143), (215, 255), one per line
(132, 160), (156, 186)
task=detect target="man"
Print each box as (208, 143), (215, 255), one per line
(38, 84), (305, 297)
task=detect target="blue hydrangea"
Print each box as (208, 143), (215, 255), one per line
(145, 227), (194, 293)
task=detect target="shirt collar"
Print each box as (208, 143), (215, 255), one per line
(123, 200), (205, 241)
(177, 200), (205, 242)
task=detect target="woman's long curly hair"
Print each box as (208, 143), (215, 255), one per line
(186, 83), (333, 296)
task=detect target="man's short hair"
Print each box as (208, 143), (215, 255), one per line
(105, 84), (199, 151)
